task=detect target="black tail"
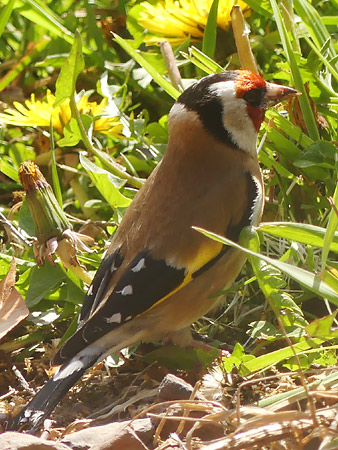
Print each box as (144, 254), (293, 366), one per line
(8, 352), (99, 431)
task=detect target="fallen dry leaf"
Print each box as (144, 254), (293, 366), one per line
(0, 258), (29, 340)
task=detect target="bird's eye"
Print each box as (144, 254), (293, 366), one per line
(243, 88), (266, 107)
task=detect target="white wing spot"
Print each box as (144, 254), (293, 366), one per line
(131, 258), (146, 272)
(87, 284), (94, 296)
(125, 315), (132, 321)
(118, 284), (133, 296)
(105, 312), (122, 324)
(111, 261), (118, 273)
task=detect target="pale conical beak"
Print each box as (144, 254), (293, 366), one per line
(265, 82), (301, 107)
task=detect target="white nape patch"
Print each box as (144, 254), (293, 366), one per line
(119, 284), (133, 296)
(53, 358), (84, 381)
(131, 258), (146, 272)
(168, 102), (200, 129)
(250, 175), (264, 226)
(125, 315), (132, 321)
(209, 82), (258, 156)
(105, 312), (122, 324)
(87, 284), (94, 296)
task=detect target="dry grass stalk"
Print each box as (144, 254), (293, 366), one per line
(230, 5), (258, 73)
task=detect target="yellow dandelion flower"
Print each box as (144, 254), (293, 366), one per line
(137, 0), (250, 45)
(0, 91), (123, 137)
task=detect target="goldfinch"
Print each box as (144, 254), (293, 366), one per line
(10, 70), (298, 430)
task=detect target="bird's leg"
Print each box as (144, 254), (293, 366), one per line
(165, 328), (231, 357)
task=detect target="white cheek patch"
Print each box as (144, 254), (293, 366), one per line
(209, 82), (258, 155)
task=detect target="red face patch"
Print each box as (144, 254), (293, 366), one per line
(246, 103), (265, 132)
(234, 70), (267, 132)
(234, 70), (266, 97)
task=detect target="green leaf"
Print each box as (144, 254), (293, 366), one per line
(57, 116), (92, 147)
(85, 3), (108, 60)
(270, 292), (303, 315)
(126, 4), (149, 44)
(18, 198), (35, 237)
(80, 153), (131, 209)
(26, 263), (65, 307)
(242, 339), (321, 374)
(306, 313), (338, 339)
(294, 141), (337, 168)
(320, 268), (338, 294)
(54, 30), (84, 107)
(202, 0), (219, 59)
(222, 342), (255, 373)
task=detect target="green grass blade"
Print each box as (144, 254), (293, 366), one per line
(322, 183), (338, 269)
(202, 0), (219, 59)
(0, 37), (50, 91)
(180, 53), (214, 75)
(0, 0), (90, 53)
(293, 0), (336, 63)
(243, 0), (273, 18)
(0, 0), (15, 38)
(259, 222), (338, 253)
(194, 226), (338, 303)
(16, 0), (75, 46)
(266, 110), (314, 148)
(49, 119), (62, 208)
(189, 46), (224, 72)
(301, 35), (338, 83)
(259, 370), (338, 409)
(322, 16), (338, 26)
(114, 33), (180, 100)
(269, 0), (320, 141)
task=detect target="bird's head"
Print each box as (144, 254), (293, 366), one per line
(170, 69), (299, 156)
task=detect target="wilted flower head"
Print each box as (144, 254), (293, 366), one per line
(19, 161), (93, 284)
(135, 0), (250, 45)
(200, 366), (226, 401)
(0, 91), (123, 137)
